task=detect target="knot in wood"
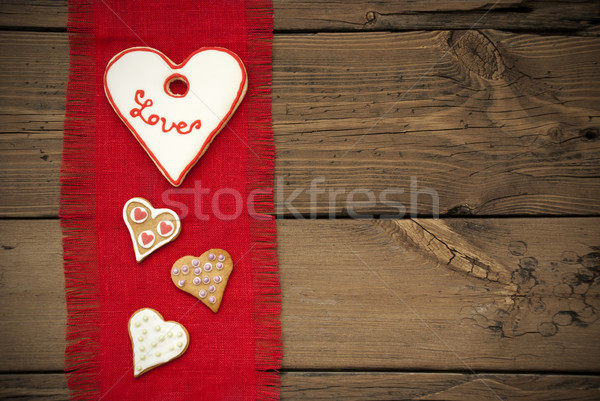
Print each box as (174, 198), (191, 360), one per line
(448, 31), (505, 80)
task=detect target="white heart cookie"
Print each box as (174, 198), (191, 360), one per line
(128, 308), (189, 377)
(104, 47), (248, 186)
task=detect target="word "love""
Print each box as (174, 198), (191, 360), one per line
(129, 90), (202, 135)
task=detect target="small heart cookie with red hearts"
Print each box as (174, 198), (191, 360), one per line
(129, 308), (189, 377)
(123, 197), (181, 262)
(171, 249), (233, 313)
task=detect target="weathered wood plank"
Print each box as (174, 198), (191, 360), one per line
(1, 218), (599, 372)
(2, 372), (600, 400)
(274, 0), (600, 34)
(0, 0), (598, 35)
(1, 31), (599, 217)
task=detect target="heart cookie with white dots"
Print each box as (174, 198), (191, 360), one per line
(171, 249), (233, 313)
(123, 197), (181, 262)
(128, 308), (189, 377)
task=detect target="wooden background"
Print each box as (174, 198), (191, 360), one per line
(1, 1), (599, 399)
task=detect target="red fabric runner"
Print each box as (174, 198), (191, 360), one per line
(61, 1), (281, 399)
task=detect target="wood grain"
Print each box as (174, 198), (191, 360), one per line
(1, 1), (598, 34)
(2, 218), (599, 372)
(2, 372), (600, 400)
(1, 31), (599, 217)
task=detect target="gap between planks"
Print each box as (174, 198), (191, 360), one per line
(1, 372), (600, 400)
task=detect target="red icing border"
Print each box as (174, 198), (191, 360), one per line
(103, 47), (248, 187)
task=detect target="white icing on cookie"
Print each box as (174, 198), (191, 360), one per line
(157, 220), (174, 237)
(104, 47), (248, 187)
(130, 207), (148, 223)
(137, 230), (155, 248)
(129, 308), (189, 377)
(123, 197), (181, 262)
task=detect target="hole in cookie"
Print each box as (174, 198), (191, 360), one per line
(164, 74), (189, 97)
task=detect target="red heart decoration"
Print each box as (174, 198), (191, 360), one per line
(123, 198), (181, 263)
(141, 232), (154, 246)
(133, 207), (147, 221)
(159, 221), (173, 235)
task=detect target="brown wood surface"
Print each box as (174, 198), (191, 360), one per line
(1, 30), (599, 217)
(1, 0), (599, 399)
(2, 219), (599, 373)
(2, 372), (600, 400)
(0, 0), (599, 34)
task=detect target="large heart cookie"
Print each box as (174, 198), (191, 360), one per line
(123, 197), (181, 262)
(128, 308), (189, 377)
(104, 47), (248, 186)
(171, 249), (233, 313)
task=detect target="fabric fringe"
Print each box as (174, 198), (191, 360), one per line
(62, 0), (281, 398)
(246, 0), (283, 399)
(60, 1), (100, 399)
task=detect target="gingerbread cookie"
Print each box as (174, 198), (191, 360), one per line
(104, 47), (248, 187)
(128, 308), (189, 377)
(123, 197), (181, 262)
(171, 250), (233, 313)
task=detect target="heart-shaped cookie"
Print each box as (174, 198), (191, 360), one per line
(171, 249), (233, 313)
(104, 47), (248, 187)
(128, 308), (189, 377)
(123, 197), (181, 262)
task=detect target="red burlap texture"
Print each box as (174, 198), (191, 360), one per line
(61, 1), (281, 399)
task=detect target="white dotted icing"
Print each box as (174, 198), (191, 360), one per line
(129, 308), (188, 377)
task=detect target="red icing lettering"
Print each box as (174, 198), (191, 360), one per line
(159, 221), (173, 235)
(141, 232), (154, 245)
(129, 90), (201, 135)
